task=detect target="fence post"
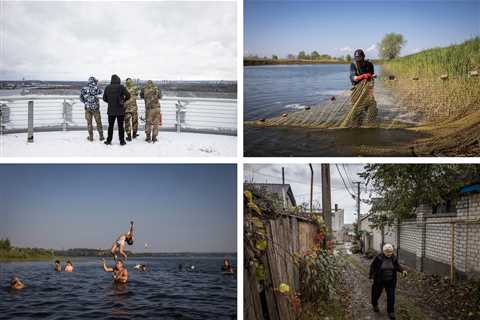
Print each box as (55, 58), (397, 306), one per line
(27, 100), (34, 142)
(62, 99), (67, 132)
(415, 204), (429, 272)
(0, 105), (3, 135)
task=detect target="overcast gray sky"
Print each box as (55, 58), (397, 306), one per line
(244, 164), (374, 224)
(0, 1), (236, 81)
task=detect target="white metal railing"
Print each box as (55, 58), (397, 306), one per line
(0, 96), (237, 136)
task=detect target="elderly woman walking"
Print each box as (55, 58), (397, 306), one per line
(369, 243), (407, 320)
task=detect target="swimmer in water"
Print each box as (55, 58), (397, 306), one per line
(134, 264), (147, 272)
(54, 260), (62, 272)
(111, 221), (134, 261)
(64, 259), (74, 272)
(222, 257), (232, 272)
(102, 258), (128, 283)
(10, 276), (25, 290)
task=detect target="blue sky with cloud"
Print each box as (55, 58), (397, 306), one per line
(245, 0), (479, 58)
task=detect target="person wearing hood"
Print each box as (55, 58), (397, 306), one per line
(124, 78), (140, 141)
(102, 74), (131, 145)
(140, 80), (162, 143)
(79, 76), (104, 141)
(369, 243), (407, 320)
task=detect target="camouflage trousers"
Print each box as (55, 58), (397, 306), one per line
(145, 108), (161, 139)
(124, 111), (138, 136)
(85, 110), (103, 137)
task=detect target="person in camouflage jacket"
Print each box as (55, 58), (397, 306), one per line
(140, 80), (162, 143)
(80, 76), (104, 141)
(124, 78), (140, 141)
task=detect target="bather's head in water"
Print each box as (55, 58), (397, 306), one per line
(54, 260), (61, 272)
(65, 259), (74, 272)
(10, 276), (25, 290)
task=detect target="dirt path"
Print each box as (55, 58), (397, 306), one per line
(337, 245), (448, 320)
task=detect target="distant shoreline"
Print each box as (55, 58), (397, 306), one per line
(244, 59), (349, 66)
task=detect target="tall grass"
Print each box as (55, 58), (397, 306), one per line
(380, 38), (480, 122)
(382, 37), (480, 78)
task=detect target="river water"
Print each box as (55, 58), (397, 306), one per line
(0, 255), (236, 320)
(244, 64), (352, 120)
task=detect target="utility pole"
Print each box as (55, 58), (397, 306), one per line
(309, 164), (313, 213)
(321, 164), (332, 233)
(281, 167), (286, 209)
(355, 181), (361, 238)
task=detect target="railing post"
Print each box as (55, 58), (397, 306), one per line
(176, 100), (186, 133)
(0, 104), (3, 135)
(27, 100), (34, 142)
(62, 99), (67, 132)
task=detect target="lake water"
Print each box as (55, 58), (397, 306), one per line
(0, 255), (236, 320)
(244, 64), (352, 120)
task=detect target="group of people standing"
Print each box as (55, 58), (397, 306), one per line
(79, 75), (163, 145)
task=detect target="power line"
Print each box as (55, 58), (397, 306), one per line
(335, 164), (356, 199)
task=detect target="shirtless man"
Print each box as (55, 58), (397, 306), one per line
(111, 221), (134, 261)
(102, 259), (128, 283)
(10, 276), (25, 290)
(64, 259), (74, 272)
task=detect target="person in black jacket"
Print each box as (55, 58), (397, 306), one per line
(369, 243), (407, 320)
(102, 74), (131, 145)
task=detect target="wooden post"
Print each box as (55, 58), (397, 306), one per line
(281, 167), (286, 209)
(27, 101), (34, 142)
(309, 164), (313, 213)
(321, 164), (332, 233)
(450, 223), (456, 284)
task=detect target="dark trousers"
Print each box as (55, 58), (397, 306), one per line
(106, 115), (125, 143)
(371, 280), (395, 313)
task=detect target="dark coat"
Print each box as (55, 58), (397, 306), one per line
(102, 74), (131, 116)
(350, 60), (375, 85)
(369, 253), (403, 285)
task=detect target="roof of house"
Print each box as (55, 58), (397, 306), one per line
(245, 183), (297, 206)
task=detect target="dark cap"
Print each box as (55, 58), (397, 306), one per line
(354, 49), (365, 61)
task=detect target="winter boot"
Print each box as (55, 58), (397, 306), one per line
(126, 134), (132, 142)
(145, 133), (151, 143)
(133, 131), (139, 139)
(104, 141), (111, 145)
(120, 140), (126, 146)
(87, 130), (94, 141)
(99, 130), (105, 141)
(152, 136), (158, 143)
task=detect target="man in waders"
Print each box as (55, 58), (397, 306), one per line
(348, 49), (378, 127)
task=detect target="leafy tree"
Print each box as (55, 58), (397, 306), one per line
(311, 51), (320, 60)
(0, 238), (11, 251)
(360, 164), (480, 223)
(272, 54), (279, 60)
(287, 54), (296, 60)
(298, 51), (307, 60)
(345, 54), (352, 62)
(378, 33), (406, 60)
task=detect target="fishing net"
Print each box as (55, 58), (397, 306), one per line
(245, 76), (480, 156)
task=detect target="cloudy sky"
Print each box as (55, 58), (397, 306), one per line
(244, 164), (374, 224)
(0, 1), (236, 81)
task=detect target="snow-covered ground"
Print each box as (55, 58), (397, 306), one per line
(0, 131), (236, 157)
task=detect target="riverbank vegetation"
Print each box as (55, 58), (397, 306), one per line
(0, 238), (53, 261)
(380, 37), (480, 155)
(245, 51), (351, 66)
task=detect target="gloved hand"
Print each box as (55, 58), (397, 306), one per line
(363, 73), (373, 80)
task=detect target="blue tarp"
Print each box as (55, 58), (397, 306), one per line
(460, 183), (480, 194)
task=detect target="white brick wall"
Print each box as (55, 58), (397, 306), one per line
(425, 223), (451, 265)
(399, 221), (418, 254)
